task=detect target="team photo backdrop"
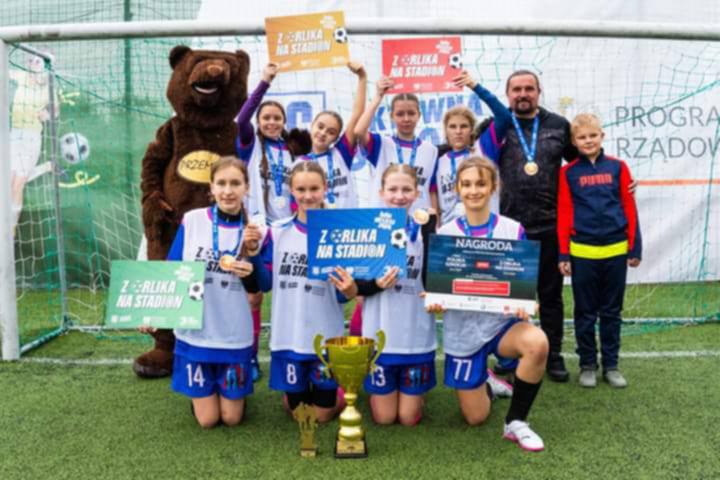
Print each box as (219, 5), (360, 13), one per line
(3, 0), (718, 350)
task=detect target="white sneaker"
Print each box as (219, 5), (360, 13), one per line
(503, 420), (545, 452)
(486, 369), (513, 398)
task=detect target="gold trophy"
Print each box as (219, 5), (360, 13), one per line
(313, 331), (385, 459)
(292, 402), (318, 458)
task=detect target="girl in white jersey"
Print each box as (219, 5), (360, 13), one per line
(298, 61), (367, 209)
(436, 70), (513, 225)
(246, 161), (347, 422)
(349, 78), (440, 336)
(167, 157), (264, 428)
(428, 157), (549, 452)
(236, 63), (311, 380)
(331, 164), (438, 426)
(354, 77), (439, 214)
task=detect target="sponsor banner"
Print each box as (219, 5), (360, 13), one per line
(382, 36), (463, 93)
(306, 208), (407, 280)
(105, 261), (205, 329)
(265, 11), (350, 72)
(424, 234), (539, 313)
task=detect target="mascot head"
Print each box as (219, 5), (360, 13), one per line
(166, 45), (250, 129)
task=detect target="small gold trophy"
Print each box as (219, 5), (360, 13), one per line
(292, 402), (318, 458)
(313, 331), (385, 459)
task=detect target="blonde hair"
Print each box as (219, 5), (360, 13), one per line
(455, 156), (498, 192)
(380, 163), (419, 188)
(571, 113), (603, 136)
(443, 106), (476, 138)
(210, 156), (249, 184)
(289, 160), (327, 188)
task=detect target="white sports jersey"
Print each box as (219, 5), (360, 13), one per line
(173, 207), (257, 350)
(367, 133), (438, 211)
(303, 135), (358, 209)
(362, 227), (436, 355)
(436, 140), (500, 225)
(268, 219), (345, 355)
(437, 214), (525, 357)
(245, 137), (296, 221)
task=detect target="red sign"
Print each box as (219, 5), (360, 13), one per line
(452, 279), (510, 297)
(382, 37), (463, 94)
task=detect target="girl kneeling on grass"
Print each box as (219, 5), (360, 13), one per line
(331, 164), (438, 426)
(246, 161), (348, 422)
(166, 157), (264, 428)
(427, 157), (549, 452)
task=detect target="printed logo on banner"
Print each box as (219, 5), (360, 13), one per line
(265, 11), (350, 72)
(382, 37), (463, 94)
(306, 208), (407, 280)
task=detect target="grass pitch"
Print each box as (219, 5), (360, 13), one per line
(1, 323), (719, 479)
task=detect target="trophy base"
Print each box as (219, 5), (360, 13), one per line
(335, 438), (368, 459)
(300, 448), (317, 458)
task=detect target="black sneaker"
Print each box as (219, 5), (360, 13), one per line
(546, 355), (570, 382)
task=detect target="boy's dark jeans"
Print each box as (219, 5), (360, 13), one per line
(571, 254), (628, 371)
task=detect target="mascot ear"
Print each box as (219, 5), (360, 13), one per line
(235, 50), (250, 76)
(169, 45), (192, 70)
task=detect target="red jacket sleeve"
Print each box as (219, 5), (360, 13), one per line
(556, 164), (574, 261)
(619, 161), (642, 259)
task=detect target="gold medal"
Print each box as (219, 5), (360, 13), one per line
(412, 208), (430, 225)
(219, 255), (236, 271)
(524, 162), (539, 176)
(327, 202), (337, 209)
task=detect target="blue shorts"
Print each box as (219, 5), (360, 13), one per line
(269, 352), (338, 393)
(444, 320), (519, 390)
(171, 353), (253, 400)
(364, 356), (436, 396)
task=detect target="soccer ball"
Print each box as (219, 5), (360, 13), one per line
(333, 27), (348, 44)
(390, 228), (408, 249)
(448, 53), (463, 70)
(60, 132), (90, 165)
(188, 282), (204, 301)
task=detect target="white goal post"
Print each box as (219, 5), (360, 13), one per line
(1, 18), (718, 360)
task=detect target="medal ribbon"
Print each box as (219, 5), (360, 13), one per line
(394, 136), (419, 168)
(458, 213), (497, 239)
(510, 113), (539, 169)
(406, 215), (420, 243)
(265, 141), (285, 198)
(309, 150), (336, 205)
(212, 204), (244, 260)
(449, 148), (470, 181)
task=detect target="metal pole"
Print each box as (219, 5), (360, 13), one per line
(0, 40), (20, 360)
(45, 53), (70, 329)
(1, 18), (720, 42)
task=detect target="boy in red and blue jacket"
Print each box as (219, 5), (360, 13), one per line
(557, 113), (642, 389)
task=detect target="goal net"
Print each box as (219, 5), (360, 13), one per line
(3, 16), (719, 354)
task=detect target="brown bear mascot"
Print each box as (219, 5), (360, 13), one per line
(135, 45), (250, 378)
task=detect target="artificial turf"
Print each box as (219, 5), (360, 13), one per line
(2, 324), (719, 479)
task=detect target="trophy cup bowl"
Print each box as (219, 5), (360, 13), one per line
(313, 331), (385, 459)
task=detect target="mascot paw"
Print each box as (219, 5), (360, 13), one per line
(133, 328), (175, 379)
(133, 349), (174, 378)
(286, 128), (312, 157)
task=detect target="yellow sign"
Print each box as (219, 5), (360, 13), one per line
(176, 150), (220, 184)
(265, 11), (350, 72)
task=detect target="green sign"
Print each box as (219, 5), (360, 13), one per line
(105, 260), (205, 330)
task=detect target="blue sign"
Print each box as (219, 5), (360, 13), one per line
(307, 208), (407, 280)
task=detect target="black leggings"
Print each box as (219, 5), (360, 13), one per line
(286, 386), (337, 410)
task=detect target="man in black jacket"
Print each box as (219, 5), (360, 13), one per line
(498, 70), (576, 382)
